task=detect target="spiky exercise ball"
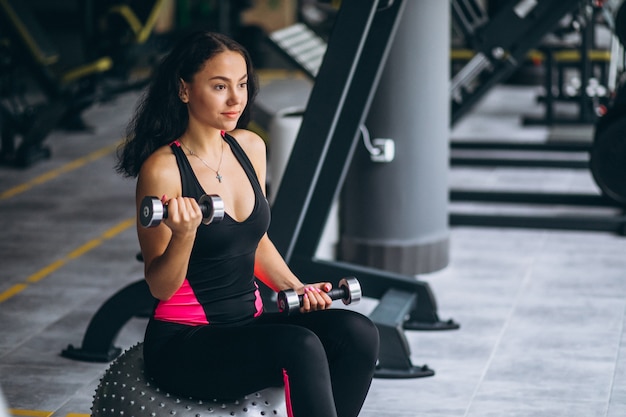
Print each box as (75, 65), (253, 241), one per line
(91, 343), (287, 417)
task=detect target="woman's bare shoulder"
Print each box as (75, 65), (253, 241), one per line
(137, 144), (180, 188)
(229, 129), (266, 155)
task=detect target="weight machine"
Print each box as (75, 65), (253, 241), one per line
(267, 0), (459, 378)
(0, 0), (174, 168)
(449, 0), (626, 235)
(450, 0), (586, 125)
(0, 0), (113, 167)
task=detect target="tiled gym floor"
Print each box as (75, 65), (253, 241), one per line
(1, 82), (626, 417)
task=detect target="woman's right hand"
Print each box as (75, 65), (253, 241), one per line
(161, 195), (203, 236)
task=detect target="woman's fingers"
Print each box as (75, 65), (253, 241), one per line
(163, 197), (203, 230)
(300, 287), (311, 312)
(300, 285), (332, 312)
(181, 197), (203, 222)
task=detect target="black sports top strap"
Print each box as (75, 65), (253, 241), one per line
(169, 141), (201, 199)
(222, 132), (264, 196)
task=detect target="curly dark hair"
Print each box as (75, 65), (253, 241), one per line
(115, 31), (259, 178)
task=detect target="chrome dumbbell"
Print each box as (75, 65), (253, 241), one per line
(277, 277), (362, 314)
(139, 194), (225, 228)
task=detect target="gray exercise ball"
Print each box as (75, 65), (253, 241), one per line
(91, 343), (287, 417)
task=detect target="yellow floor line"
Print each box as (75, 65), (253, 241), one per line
(0, 218), (135, 304)
(2, 142), (130, 416)
(0, 284), (28, 303)
(25, 260), (67, 284)
(9, 409), (53, 417)
(0, 141), (121, 201)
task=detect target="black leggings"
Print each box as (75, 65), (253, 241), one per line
(144, 309), (379, 417)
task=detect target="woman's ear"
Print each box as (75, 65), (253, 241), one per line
(179, 79), (189, 103)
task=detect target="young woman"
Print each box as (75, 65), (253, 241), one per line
(116, 31), (379, 417)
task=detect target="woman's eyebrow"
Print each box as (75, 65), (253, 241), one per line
(209, 74), (248, 82)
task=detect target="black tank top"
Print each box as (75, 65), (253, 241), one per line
(152, 132), (271, 326)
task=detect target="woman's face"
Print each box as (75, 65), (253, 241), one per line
(181, 50), (249, 132)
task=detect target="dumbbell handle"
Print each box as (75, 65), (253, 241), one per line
(277, 277), (361, 314)
(297, 287), (347, 304)
(140, 194), (224, 228)
(161, 200), (211, 220)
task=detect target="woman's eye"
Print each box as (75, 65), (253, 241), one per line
(239, 82), (248, 88)
(215, 84), (226, 90)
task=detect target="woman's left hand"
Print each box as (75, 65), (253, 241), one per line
(299, 282), (333, 313)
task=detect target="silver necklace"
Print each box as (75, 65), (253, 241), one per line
(181, 139), (224, 183)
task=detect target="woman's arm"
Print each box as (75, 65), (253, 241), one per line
(233, 128), (333, 310)
(253, 234), (302, 292)
(254, 233), (332, 311)
(136, 149), (203, 300)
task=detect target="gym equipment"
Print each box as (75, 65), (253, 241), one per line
(521, 4), (613, 126)
(92, 0), (170, 80)
(589, 73), (626, 207)
(91, 343), (287, 417)
(266, 0), (457, 379)
(590, 114), (626, 206)
(448, 136), (626, 236)
(451, 0), (488, 46)
(269, 23), (326, 79)
(616, 0), (626, 48)
(0, 0), (114, 167)
(450, 0), (588, 125)
(139, 194), (225, 228)
(277, 276), (361, 314)
(450, 190), (626, 235)
(62, 280), (154, 362)
(447, 0), (626, 235)
(450, 140), (591, 169)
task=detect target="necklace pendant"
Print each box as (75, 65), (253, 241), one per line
(216, 173), (223, 183)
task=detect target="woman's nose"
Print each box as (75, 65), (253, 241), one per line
(228, 89), (244, 105)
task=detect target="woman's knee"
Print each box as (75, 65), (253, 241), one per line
(339, 311), (380, 360)
(282, 326), (327, 361)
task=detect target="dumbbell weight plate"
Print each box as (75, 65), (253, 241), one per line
(338, 277), (361, 305)
(277, 291), (300, 314)
(199, 194), (225, 225)
(139, 196), (164, 228)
